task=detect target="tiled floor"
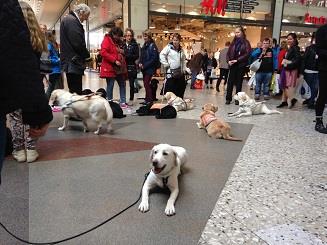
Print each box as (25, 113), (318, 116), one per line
(79, 71), (327, 244)
(2, 71), (326, 244)
(69, 71), (327, 244)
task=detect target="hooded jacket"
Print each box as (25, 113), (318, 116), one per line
(160, 42), (188, 73)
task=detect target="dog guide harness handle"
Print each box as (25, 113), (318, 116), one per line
(0, 172), (150, 244)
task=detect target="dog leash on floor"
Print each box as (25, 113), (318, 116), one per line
(0, 172), (150, 245)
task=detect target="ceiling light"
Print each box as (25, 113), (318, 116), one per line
(187, 11), (199, 16)
(156, 8), (168, 13)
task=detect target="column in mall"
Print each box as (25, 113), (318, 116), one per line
(123, 0), (148, 45)
(272, 0), (285, 41)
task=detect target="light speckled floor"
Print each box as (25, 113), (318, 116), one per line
(46, 71), (327, 244)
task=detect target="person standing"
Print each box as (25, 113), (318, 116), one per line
(4, 1), (53, 166)
(252, 38), (274, 100)
(100, 27), (128, 108)
(314, 24), (327, 133)
(45, 31), (61, 99)
(187, 51), (204, 89)
(139, 30), (159, 104)
(204, 51), (218, 89)
(160, 33), (188, 98)
(277, 33), (301, 109)
(216, 41), (230, 92)
(302, 33), (319, 109)
(60, 4), (91, 95)
(225, 26), (251, 105)
(123, 28), (139, 106)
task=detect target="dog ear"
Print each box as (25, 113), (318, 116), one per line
(213, 105), (218, 112)
(149, 147), (154, 163)
(172, 149), (178, 167)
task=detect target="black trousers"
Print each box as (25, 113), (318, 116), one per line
(66, 73), (82, 95)
(128, 74), (136, 101)
(315, 70), (327, 117)
(164, 76), (186, 99)
(226, 65), (245, 101)
(216, 68), (229, 90)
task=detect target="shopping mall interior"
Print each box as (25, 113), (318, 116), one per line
(1, 0), (327, 244)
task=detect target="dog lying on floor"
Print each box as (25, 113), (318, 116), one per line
(138, 144), (187, 216)
(49, 89), (113, 134)
(228, 92), (282, 118)
(197, 103), (242, 141)
(164, 92), (195, 112)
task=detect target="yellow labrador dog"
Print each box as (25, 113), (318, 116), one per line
(229, 92), (282, 118)
(197, 103), (242, 141)
(49, 89), (113, 134)
(138, 144), (187, 216)
(164, 92), (195, 112)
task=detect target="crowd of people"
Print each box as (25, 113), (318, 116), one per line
(1, 0), (327, 184)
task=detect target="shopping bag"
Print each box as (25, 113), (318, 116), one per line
(272, 73), (280, 95)
(247, 72), (256, 87)
(194, 79), (203, 89)
(249, 59), (262, 72)
(300, 80), (311, 100)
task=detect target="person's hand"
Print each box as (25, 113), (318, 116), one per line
(118, 48), (124, 54)
(228, 60), (237, 65)
(139, 63), (143, 69)
(29, 124), (49, 139)
(115, 60), (121, 66)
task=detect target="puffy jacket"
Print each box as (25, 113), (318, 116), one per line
(47, 42), (61, 74)
(302, 44), (318, 73)
(227, 37), (252, 67)
(123, 39), (139, 66)
(100, 34), (122, 78)
(160, 43), (187, 73)
(0, 0), (53, 127)
(316, 24), (327, 72)
(140, 40), (158, 76)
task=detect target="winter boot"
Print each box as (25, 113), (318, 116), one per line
(315, 117), (327, 134)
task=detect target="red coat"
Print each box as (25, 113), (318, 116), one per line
(278, 48), (287, 72)
(100, 34), (122, 78)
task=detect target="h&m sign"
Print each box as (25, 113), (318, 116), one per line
(304, 13), (327, 25)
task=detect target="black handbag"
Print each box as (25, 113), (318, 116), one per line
(170, 68), (183, 79)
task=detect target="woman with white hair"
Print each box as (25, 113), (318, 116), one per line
(60, 3), (91, 95)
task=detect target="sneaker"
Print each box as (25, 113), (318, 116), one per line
(52, 106), (61, 112)
(12, 150), (26, 163)
(26, 149), (39, 163)
(120, 103), (129, 109)
(210, 86), (214, 89)
(289, 98), (297, 109)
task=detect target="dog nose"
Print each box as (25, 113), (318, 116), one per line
(152, 161), (158, 167)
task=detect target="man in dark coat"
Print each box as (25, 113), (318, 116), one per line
(0, 0), (53, 184)
(314, 23), (327, 133)
(60, 3), (91, 95)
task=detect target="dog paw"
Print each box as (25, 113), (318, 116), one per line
(138, 202), (149, 213)
(196, 122), (203, 129)
(165, 204), (175, 216)
(58, 126), (65, 131)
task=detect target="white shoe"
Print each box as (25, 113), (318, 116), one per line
(26, 149), (39, 163)
(127, 101), (134, 106)
(12, 150), (26, 163)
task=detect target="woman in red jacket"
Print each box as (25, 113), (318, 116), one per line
(100, 27), (128, 108)
(277, 41), (287, 72)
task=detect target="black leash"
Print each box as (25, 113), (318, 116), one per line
(0, 172), (149, 245)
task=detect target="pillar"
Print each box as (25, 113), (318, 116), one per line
(272, 0), (285, 42)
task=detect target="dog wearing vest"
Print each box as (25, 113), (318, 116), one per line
(228, 92), (282, 118)
(138, 144), (187, 216)
(164, 92), (195, 112)
(49, 89), (113, 134)
(197, 103), (242, 141)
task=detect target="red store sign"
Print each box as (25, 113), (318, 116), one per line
(200, 0), (228, 16)
(304, 13), (327, 25)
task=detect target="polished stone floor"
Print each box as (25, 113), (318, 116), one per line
(68, 71), (327, 244)
(2, 71), (326, 244)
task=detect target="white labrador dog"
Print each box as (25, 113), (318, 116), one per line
(164, 92), (195, 112)
(138, 144), (187, 216)
(49, 89), (113, 134)
(229, 92), (282, 118)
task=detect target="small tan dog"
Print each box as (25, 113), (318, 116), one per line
(197, 103), (242, 141)
(164, 92), (195, 112)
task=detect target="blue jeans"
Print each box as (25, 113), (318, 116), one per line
(190, 71), (198, 88)
(105, 75), (126, 104)
(0, 115), (6, 185)
(255, 72), (272, 96)
(304, 72), (319, 106)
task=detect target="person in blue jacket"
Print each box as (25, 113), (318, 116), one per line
(139, 29), (159, 105)
(45, 30), (61, 99)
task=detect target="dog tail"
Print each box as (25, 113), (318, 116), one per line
(224, 135), (242, 141)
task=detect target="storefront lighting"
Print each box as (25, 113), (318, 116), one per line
(156, 8), (169, 13)
(175, 21), (181, 31)
(264, 27), (267, 30)
(187, 11), (199, 15)
(246, 17), (256, 21)
(149, 19), (156, 29)
(282, 19), (290, 23)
